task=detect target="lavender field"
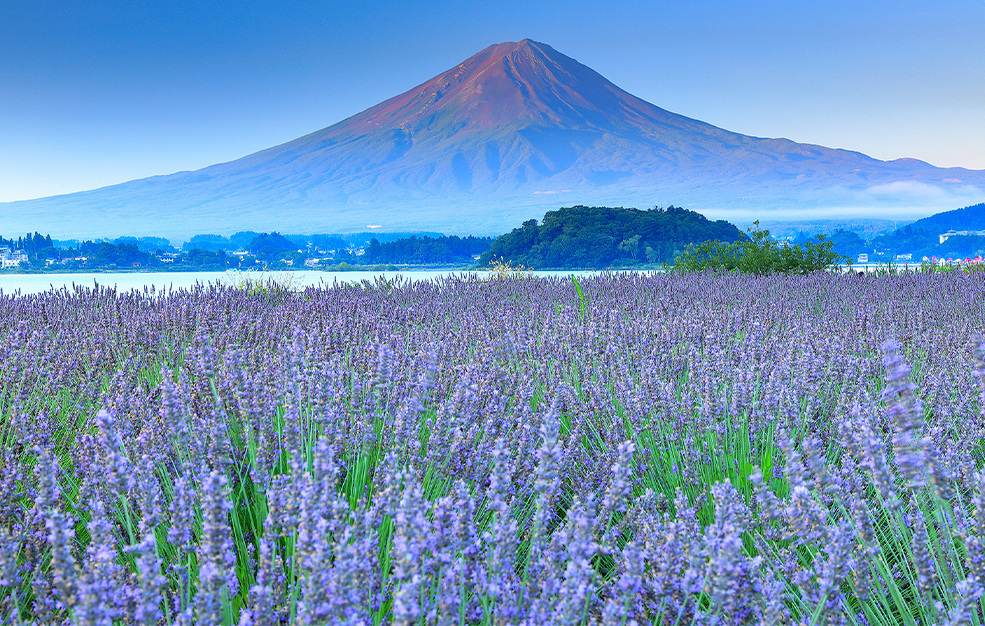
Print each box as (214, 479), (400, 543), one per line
(1, 271), (985, 625)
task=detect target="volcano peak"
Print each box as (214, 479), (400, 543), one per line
(4, 40), (983, 240)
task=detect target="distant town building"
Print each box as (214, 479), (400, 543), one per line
(894, 253), (912, 262)
(1, 250), (28, 268)
(857, 253), (869, 263)
(939, 229), (985, 244)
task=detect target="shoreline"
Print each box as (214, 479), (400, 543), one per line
(0, 265), (481, 276)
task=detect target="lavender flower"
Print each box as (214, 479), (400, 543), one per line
(7, 266), (985, 624)
(943, 576), (984, 626)
(74, 499), (129, 624)
(127, 532), (168, 626)
(195, 468), (238, 623)
(881, 340), (931, 489)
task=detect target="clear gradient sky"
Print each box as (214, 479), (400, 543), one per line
(1, 0), (983, 204)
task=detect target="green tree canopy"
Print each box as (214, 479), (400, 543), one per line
(673, 222), (849, 274)
(362, 235), (492, 265)
(478, 205), (744, 269)
(246, 233), (301, 258)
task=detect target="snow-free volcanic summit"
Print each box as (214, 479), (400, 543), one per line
(4, 39), (984, 239)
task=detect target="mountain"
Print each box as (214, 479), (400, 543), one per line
(3, 39), (984, 240)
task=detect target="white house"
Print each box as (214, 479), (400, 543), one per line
(940, 229), (985, 244)
(1, 250), (28, 268)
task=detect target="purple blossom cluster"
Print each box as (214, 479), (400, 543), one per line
(1, 271), (985, 624)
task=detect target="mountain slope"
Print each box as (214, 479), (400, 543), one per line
(3, 39), (984, 239)
(907, 203), (985, 232)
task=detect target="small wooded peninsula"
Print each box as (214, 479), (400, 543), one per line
(478, 205), (744, 269)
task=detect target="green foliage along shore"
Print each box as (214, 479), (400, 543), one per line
(674, 221), (849, 274)
(478, 205), (744, 269)
(363, 235), (493, 265)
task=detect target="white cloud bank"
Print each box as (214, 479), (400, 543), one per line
(865, 180), (984, 202)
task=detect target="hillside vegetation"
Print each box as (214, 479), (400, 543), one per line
(907, 202), (985, 233)
(866, 204), (985, 261)
(478, 205), (743, 269)
(795, 203), (985, 262)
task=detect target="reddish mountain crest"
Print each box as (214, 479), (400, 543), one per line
(347, 39), (669, 134)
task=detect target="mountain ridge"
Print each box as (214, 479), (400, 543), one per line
(3, 39), (984, 239)
(908, 203), (985, 232)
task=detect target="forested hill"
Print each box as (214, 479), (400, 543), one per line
(478, 205), (744, 269)
(907, 203), (985, 233)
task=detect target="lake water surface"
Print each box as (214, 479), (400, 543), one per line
(0, 270), (609, 296)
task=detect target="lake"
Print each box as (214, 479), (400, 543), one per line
(0, 269), (610, 296)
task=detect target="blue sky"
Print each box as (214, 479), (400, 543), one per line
(1, 0), (983, 203)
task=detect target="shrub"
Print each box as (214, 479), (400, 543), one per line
(673, 221), (849, 274)
(224, 269), (301, 297)
(486, 254), (533, 279)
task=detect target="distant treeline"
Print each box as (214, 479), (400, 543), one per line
(3, 231), (254, 270)
(363, 236), (493, 265)
(233, 232), (492, 266)
(2, 232), (54, 256)
(793, 230), (868, 257)
(869, 225), (985, 259)
(22, 240), (249, 270)
(180, 231), (445, 253)
(790, 203), (985, 261)
(182, 232), (261, 253)
(52, 235), (174, 253)
(1, 230), (490, 270)
(794, 226), (985, 261)
(479, 205), (744, 269)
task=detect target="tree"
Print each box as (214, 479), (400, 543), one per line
(618, 234), (641, 260)
(361, 235), (493, 265)
(246, 233), (300, 259)
(478, 205), (745, 269)
(673, 222), (849, 274)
